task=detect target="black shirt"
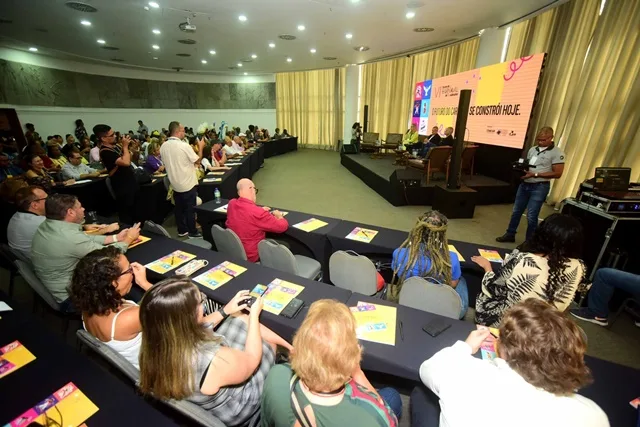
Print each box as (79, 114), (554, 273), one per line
(427, 134), (442, 146)
(100, 145), (137, 194)
(442, 135), (455, 147)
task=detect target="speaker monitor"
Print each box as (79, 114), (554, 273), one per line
(432, 184), (477, 219)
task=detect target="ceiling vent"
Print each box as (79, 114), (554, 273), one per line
(413, 27), (435, 32)
(228, 66), (238, 70)
(65, 1), (98, 12)
(354, 46), (369, 51)
(323, 56), (337, 60)
(278, 34), (296, 40)
(111, 58), (125, 62)
(173, 67), (183, 72)
(176, 53), (191, 57)
(177, 39), (196, 44)
(102, 46), (119, 50)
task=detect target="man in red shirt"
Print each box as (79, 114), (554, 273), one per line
(226, 178), (288, 262)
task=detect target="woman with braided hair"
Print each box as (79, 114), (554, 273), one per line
(473, 213), (587, 327)
(391, 210), (469, 319)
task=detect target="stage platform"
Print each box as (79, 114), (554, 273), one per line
(341, 153), (514, 206)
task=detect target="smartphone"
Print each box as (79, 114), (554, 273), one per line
(422, 318), (451, 337)
(245, 284), (268, 307)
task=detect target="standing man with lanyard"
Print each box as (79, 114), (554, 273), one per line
(161, 121), (205, 238)
(496, 126), (565, 243)
(94, 124), (140, 225)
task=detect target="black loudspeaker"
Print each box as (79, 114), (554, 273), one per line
(432, 184), (477, 219)
(395, 168), (422, 187)
(363, 105), (369, 133)
(447, 89), (472, 189)
(342, 143), (358, 154)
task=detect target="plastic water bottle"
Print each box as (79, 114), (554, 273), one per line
(214, 188), (221, 204)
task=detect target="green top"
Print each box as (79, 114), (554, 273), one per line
(261, 364), (395, 427)
(31, 219), (128, 302)
(403, 130), (418, 144)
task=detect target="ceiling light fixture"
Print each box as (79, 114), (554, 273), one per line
(152, 29), (161, 34)
(310, 48), (316, 53)
(80, 20), (91, 26)
(144, 6), (149, 10)
(269, 42), (275, 48)
(97, 39), (106, 44)
(297, 25), (305, 31)
(354, 46), (369, 51)
(251, 54), (257, 59)
(238, 15), (247, 22)
(286, 57), (292, 62)
(345, 33), (353, 39)
(209, 50), (216, 55)
(28, 47), (38, 52)
(478, 29), (485, 36)
(201, 60), (207, 64)
(413, 27), (435, 32)
(237, 63), (243, 67)
(244, 72), (248, 75)
(148, 1), (159, 8)
(153, 57), (158, 59)
(152, 44), (160, 50)
(406, 11), (416, 19)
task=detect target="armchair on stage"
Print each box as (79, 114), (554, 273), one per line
(407, 144), (478, 184)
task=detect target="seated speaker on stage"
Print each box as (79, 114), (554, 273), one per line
(417, 126), (444, 157)
(403, 124), (420, 151)
(441, 127), (455, 146)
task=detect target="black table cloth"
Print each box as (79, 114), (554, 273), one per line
(56, 177), (114, 216)
(263, 137), (298, 158)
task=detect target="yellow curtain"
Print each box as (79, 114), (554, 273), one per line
(506, 7), (559, 61)
(275, 68), (344, 150)
(410, 38), (480, 85)
(359, 57), (413, 139)
(548, 0), (640, 202)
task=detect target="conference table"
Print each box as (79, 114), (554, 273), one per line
(0, 292), (177, 426)
(262, 136), (298, 158)
(125, 235), (640, 427)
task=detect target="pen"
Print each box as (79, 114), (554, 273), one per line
(361, 230), (369, 238)
(170, 255), (175, 266)
(400, 321), (404, 341)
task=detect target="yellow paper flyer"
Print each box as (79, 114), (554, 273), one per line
(145, 250), (196, 274)
(0, 341), (36, 378)
(192, 261), (247, 291)
(128, 235), (151, 249)
(262, 279), (305, 315)
(345, 227), (379, 243)
(214, 203), (228, 213)
(478, 249), (503, 263)
(448, 244), (465, 262)
(350, 302), (397, 346)
(292, 218), (328, 233)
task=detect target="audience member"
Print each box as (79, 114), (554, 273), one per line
(25, 155), (74, 192)
(222, 136), (241, 158)
(226, 178), (288, 262)
(75, 119), (88, 142)
(25, 123), (40, 144)
(143, 142), (164, 174)
(31, 194), (139, 311)
(0, 177), (28, 243)
(413, 299), (608, 427)
(273, 127), (281, 139)
(473, 213), (586, 327)
(89, 139), (101, 163)
(161, 121), (204, 238)
(68, 247), (153, 369)
(139, 278), (291, 426)
(441, 127), (455, 146)
(261, 299), (401, 426)
(65, 134), (76, 148)
(48, 144), (68, 169)
(7, 186), (47, 261)
(212, 140), (228, 165)
(232, 136), (246, 152)
(391, 210), (469, 319)
(78, 136), (92, 157)
(282, 129), (291, 138)
(570, 268), (640, 327)
(0, 154), (23, 182)
(137, 120), (149, 137)
(61, 150), (100, 180)
(246, 125), (255, 141)
(201, 143), (230, 173)
(31, 145), (57, 171)
(95, 124), (140, 225)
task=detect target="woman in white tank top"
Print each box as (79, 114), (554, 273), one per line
(68, 246), (153, 369)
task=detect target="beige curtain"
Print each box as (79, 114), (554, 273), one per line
(548, 0), (640, 202)
(410, 37), (480, 84)
(275, 68), (344, 150)
(359, 57), (413, 139)
(506, 7), (559, 61)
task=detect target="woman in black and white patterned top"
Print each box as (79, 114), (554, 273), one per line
(473, 214), (587, 327)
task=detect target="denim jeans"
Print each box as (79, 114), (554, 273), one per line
(378, 387), (403, 420)
(410, 386), (440, 427)
(506, 181), (550, 240)
(173, 186), (198, 235)
(455, 276), (469, 319)
(588, 268), (640, 318)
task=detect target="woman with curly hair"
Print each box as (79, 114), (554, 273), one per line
(413, 299), (608, 427)
(473, 213), (587, 327)
(391, 210), (468, 319)
(67, 246), (152, 368)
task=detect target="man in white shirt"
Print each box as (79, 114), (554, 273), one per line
(232, 135), (245, 153)
(60, 151), (100, 180)
(414, 299), (609, 427)
(7, 186), (48, 262)
(222, 137), (241, 158)
(160, 121), (204, 238)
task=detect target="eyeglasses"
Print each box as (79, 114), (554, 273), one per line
(119, 265), (133, 277)
(250, 186), (259, 194)
(33, 197), (48, 202)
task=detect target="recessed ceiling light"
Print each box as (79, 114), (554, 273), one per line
(286, 57), (292, 62)
(244, 72), (248, 75)
(201, 60), (207, 64)
(269, 42), (275, 48)
(209, 50), (216, 55)
(406, 11), (416, 19)
(152, 29), (161, 34)
(148, 1), (159, 8)
(297, 25), (305, 31)
(310, 48), (316, 53)
(80, 20), (91, 26)
(97, 39), (106, 44)
(237, 63), (243, 67)
(478, 29), (485, 36)
(251, 54), (257, 59)
(152, 44), (159, 50)
(28, 47), (38, 52)
(354, 46), (369, 51)
(345, 33), (353, 39)
(153, 57), (158, 59)
(238, 15), (247, 22)
(144, 6), (150, 10)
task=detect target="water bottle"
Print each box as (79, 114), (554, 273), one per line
(214, 188), (221, 204)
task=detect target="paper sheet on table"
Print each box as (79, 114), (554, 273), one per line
(127, 235), (151, 249)
(0, 301), (12, 311)
(207, 172), (225, 176)
(7, 382), (99, 427)
(478, 325), (500, 361)
(69, 179), (92, 185)
(214, 203), (228, 213)
(262, 279), (304, 315)
(145, 250), (196, 274)
(154, 173), (167, 177)
(0, 341), (36, 378)
(448, 244), (465, 262)
(98, 173), (108, 178)
(478, 249), (503, 263)
(350, 302), (396, 346)
(345, 227), (378, 243)
(292, 218), (328, 232)
(192, 261), (247, 291)
(203, 178), (222, 183)
(225, 163), (242, 166)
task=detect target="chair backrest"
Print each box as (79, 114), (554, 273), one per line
(211, 225), (247, 260)
(329, 250), (378, 295)
(163, 175), (170, 191)
(143, 220), (171, 238)
(15, 260), (61, 311)
(398, 276), (462, 319)
(258, 239), (298, 275)
(76, 329), (139, 383)
(461, 145), (478, 172)
(363, 132), (379, 143)
(385, 133), (403, 144)
(425, 146), (452, 170)
(162, 399), (228, 427)
(0, 242), (20, 269)
(105, 177), (117, 200)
